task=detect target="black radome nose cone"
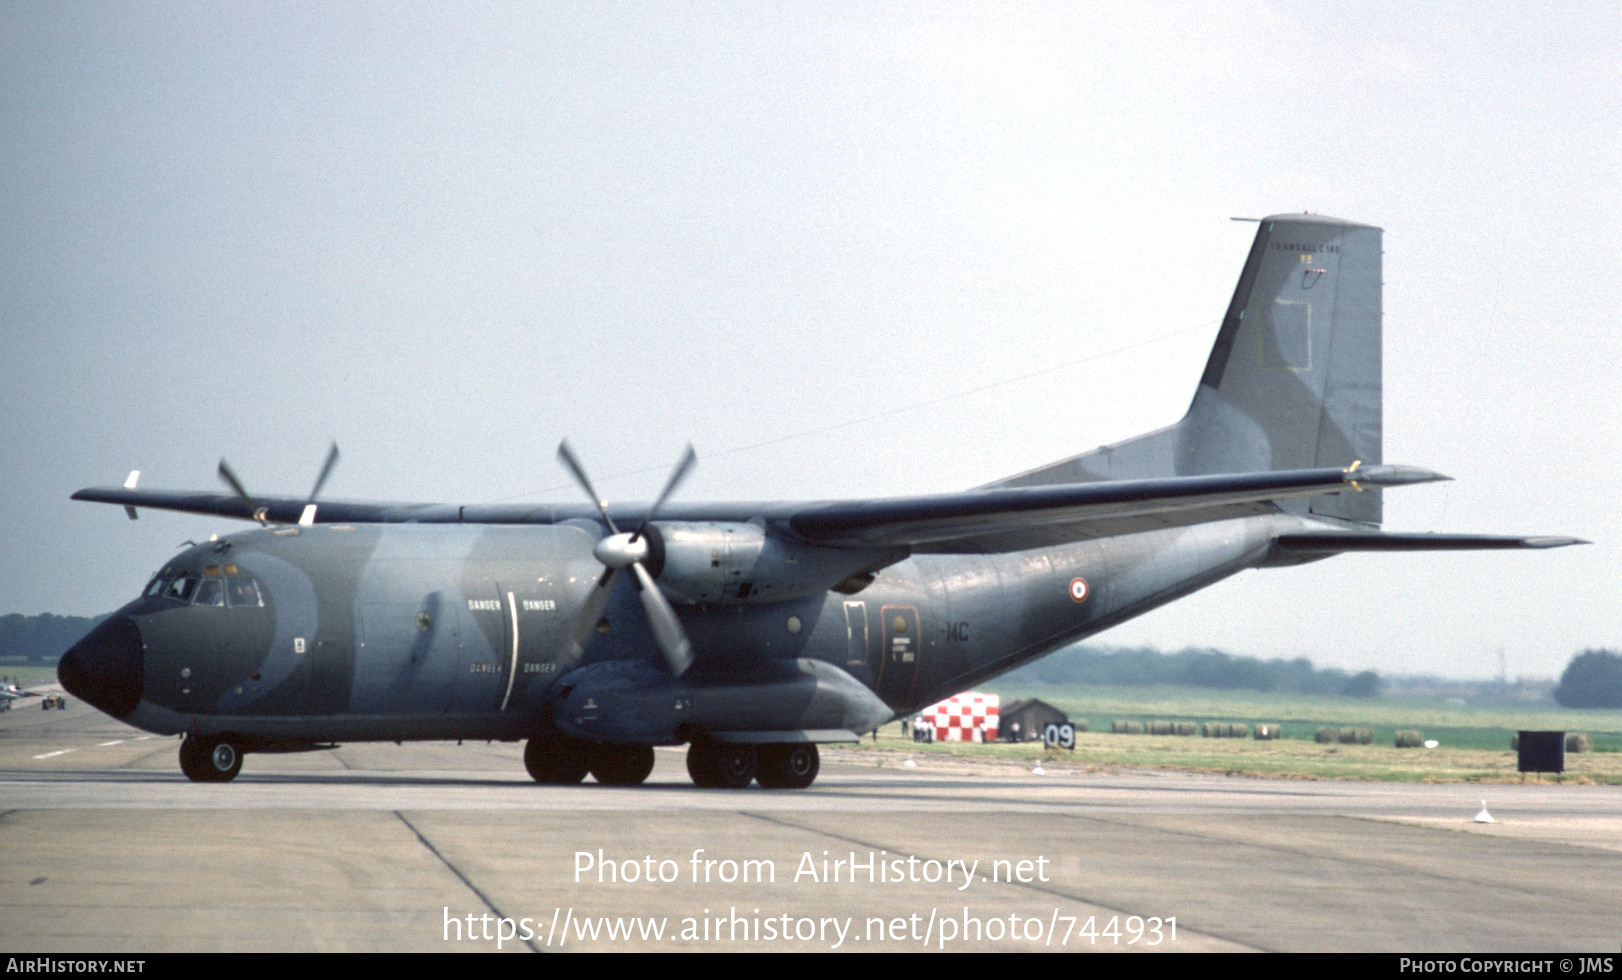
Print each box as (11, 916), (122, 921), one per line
(58, 616), (144, 718)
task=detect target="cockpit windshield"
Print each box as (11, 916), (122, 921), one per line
(163, 575), (198, 603)
(146, 564), (264, 608)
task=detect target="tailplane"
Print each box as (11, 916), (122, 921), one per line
(993, 214), (1384, 525)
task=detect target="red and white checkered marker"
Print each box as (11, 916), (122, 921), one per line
(921, 692), (1000, 742)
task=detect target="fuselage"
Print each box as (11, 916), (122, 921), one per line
(60, 513), (1296, 746)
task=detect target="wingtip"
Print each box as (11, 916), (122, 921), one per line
(1351, 464), (1452, 487)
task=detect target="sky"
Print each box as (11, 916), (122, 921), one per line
(2, 2), (1617, 680)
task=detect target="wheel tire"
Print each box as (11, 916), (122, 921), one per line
(179, 736), (242, 782)
(757, 743), (819, 789)
(524, 733), (590, 784)
(589, 744), (655, 786)
(687, 740), (756, 789)
(686, 742), (720, 787)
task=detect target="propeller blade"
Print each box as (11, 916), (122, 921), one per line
(556, 440), (619, 534)
(305, 442), (340, 506)
(216, 460), (265, 525)
(632, 444), (696, 543)
(632, 562), (694, 675)
(561, 566), (621, 666)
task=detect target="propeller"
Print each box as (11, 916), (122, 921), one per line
(557, 441), (697, 675)
(300, 442), (341, 526)
(216, 442), (341, 527)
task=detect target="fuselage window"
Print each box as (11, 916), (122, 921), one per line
(225, 577), (263, 608)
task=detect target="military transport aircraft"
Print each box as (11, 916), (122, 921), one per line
(59, 213), (1581, 788)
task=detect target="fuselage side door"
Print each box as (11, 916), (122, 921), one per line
(843, 600), (872, 683)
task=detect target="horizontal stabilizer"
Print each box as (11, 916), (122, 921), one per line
(1274, 532), (1589, 554)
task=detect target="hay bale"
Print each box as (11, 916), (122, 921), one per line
(1354, 728), (1372, 745)
(1111, 720), (1143, 735)
(1073, 719), (1089, 733)
(1315, 726), (1337, 744)
(1566, 732), (1592, 753)
(1509, 733), (1519, 750)
(1174, 721), (1196, 736)
(1394, 730), (1424, 748)
(1254, 723), (1282, 740)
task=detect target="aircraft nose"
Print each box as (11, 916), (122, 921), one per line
(57, 616), (145, 718)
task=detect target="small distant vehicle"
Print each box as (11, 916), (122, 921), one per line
(42, 694), (66, 710)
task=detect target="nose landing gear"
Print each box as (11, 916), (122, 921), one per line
(179, 735), (244, 782)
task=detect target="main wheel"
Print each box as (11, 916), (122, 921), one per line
(686, 740), (756, 789)
(524, 732), (590, 784)
(757, 743), (819, 789)
(589, 744), (655, 786)
(179, 736), (243, 782)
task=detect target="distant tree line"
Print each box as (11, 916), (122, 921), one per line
(1553, 649), (1622, 708)
(0, 613), (106, 662)
(1002, 644), (1383, 697)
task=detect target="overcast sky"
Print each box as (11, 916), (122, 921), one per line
(3, 2), (1617, 679)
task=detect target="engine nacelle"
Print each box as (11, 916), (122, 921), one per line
(646, 521), (896, 605)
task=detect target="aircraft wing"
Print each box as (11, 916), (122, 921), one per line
(70, 486), (465, 525)
(781, 464), (1445, 550)
(75, 464), (1490, 554)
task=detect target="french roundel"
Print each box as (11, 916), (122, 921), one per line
(1068, 577), (1089, 603)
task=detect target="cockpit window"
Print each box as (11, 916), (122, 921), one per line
(144, 574), (166, 598)
(164, 575), (198, 602)
(193, 578), (225, 607)
(226, 576), (263, 608)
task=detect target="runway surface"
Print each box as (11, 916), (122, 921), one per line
(4, 695), (1620, 952)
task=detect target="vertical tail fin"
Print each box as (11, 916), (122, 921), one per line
(994, 214), (1384, 524)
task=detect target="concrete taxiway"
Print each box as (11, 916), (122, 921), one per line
(3, 696), (1619, 952)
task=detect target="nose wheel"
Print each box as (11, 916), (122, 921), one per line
(179, 735), (244, 782)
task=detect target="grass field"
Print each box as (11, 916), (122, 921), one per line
(848, 683), (1622, 784)
(0, 661), (59, 689)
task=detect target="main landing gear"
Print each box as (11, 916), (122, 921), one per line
(686, 740), (819, 790)
(523, 733), (656, 786)
(179, 735), (245, 782)
(522, 735), (820, 789)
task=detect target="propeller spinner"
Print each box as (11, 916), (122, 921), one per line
(557, 441), (697, 675)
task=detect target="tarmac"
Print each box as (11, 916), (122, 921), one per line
(3, 692), (1620, 952)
